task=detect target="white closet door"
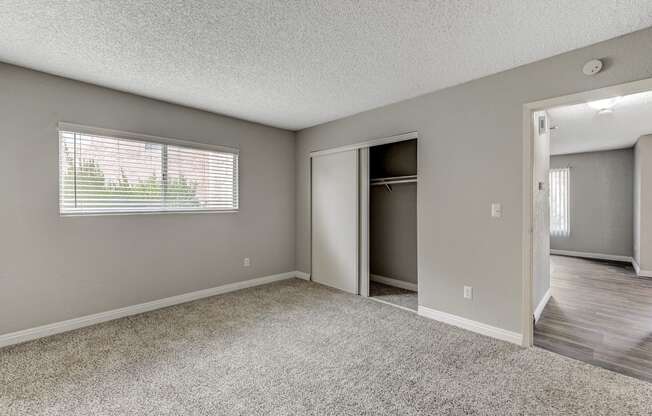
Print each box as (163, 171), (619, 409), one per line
(311, 150), (359, 294)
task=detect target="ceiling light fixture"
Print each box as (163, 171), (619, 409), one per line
(586, 96), (622, 111)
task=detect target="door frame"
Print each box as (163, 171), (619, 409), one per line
(359, 147), (370, 297)
(309, 131), (418, 158)
(521, 77), (652, 347)
(310, 131), (419, 296)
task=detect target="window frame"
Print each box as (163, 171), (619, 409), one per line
(57, 122), (240, 217)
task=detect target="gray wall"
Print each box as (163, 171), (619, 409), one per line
(550, 148), (634, 257)
(0, 63), (296, 335)
(296, 27), (652, 334)
(370, 140), (417, 284)
(634, 134), (652, 270)
(532, 112), (550, 312)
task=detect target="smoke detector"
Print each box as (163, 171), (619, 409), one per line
(582, 59), (603, 76)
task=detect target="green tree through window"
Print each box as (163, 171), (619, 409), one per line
(62, 143), (199, 210)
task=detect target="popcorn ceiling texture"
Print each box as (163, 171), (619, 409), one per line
(2, 279), (652, 415)
(1, 1), (651, 130)
(549, 90), (652, 155)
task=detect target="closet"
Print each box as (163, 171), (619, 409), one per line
(368, 139), (418, 310)
(310, 133), (418, 311)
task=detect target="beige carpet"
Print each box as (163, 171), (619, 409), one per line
(1, 278), (651, 415)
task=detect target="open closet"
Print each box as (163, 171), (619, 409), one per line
(310, 133), (418, 311)
(368, 139), (418, 310)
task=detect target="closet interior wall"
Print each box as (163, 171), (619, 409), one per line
(369, 139), (418, 286)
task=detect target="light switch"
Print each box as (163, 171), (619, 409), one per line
(491, 203), (502, 218)
(464, 286), (473, 299)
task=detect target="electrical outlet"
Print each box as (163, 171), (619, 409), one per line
(243, 257), (251, 267)
(464, 286), (473, 300)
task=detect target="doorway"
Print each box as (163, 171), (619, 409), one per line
(524, 78), (652, 381)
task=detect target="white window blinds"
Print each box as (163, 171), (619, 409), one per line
(59, 124), (239, 215)
(549, 168), (570, 237)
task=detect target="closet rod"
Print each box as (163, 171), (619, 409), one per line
(371, 175), (417, 182)
(370, 178), (417, 186)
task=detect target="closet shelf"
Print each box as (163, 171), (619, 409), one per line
(370, 175), (417, 186)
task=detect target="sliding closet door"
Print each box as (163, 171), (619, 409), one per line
(359, 147), (369, 297)
(311, 150), (359, 294)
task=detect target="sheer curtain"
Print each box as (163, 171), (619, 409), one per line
(549, 168), (570, 237)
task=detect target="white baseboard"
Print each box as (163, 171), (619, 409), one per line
(418, 305), (522, 346)
(550, 249), (633, 263)
(0, 271), (303, 349)
(370, 274), (418, 291)
(295, 271), (311, 280)
(632, 259), (652, 278)
(551, 250), (652, 278)
(533, 288), (551, 323)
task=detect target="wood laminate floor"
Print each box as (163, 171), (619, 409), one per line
(534, 255), (652, 382)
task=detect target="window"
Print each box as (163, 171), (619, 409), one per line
(549, 168), (569, 237)
(59, 123), (239, 215)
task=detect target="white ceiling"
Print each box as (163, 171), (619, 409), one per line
(549, 91), (652, 155)
(1, 1), (652, 130)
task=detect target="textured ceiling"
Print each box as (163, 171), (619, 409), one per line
(549, 91), (652, 155)
(1, 1), (652, 130)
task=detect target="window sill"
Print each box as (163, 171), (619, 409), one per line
(59, 209), (239, 217)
